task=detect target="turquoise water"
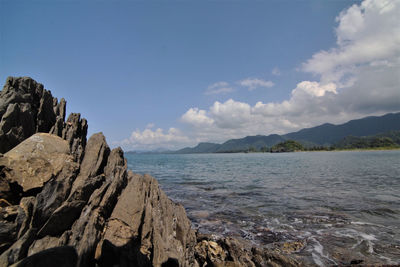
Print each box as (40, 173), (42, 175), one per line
(126, 151), (400, 265)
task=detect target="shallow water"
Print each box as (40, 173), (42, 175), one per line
(126, 151), (400, 266)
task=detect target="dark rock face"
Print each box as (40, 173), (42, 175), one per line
(0, 77), (302, 267)
(0, 76), (87, 159)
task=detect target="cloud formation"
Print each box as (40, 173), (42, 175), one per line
(204, 81), (234, 95)
(239, 78), (275, 91)
(119, 0), (400, 150)
(119, 126), (191, 150)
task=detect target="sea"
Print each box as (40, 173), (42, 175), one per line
(125, 150), (400, 266)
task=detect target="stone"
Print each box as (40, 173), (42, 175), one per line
(95, 173), (198, 267)
(62, 113), (88, 162)
(30, 162), (79, 230)
(0, 77), (61, 153)
(0, 133), (73, 199)
(11, 246), (77, 267)
(0, 103), (35, 153)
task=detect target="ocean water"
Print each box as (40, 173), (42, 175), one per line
(126, 151), (400, 266)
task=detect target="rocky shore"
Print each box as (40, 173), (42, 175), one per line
(0, 77), (303, 267)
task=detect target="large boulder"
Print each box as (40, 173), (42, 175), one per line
(0, 133), (73, 203)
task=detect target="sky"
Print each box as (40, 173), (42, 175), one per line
(1, 0), (399, 151)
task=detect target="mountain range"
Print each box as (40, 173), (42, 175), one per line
(175, 112), (400, 153)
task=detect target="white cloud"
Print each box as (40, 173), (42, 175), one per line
(302, 0), (400, 86)
(292, 81), (337, 97)
(239, 78), (275, 91)
(119, 126), (191, 150)
(272, 67), (281, 76)
(205, 81), (234, 95)
(181, 108), (214, 126)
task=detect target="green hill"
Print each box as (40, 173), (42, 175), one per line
(174, 112), (400, 153)
(270, 140), (304, 153)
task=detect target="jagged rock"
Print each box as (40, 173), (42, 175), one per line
(0, 197), (35, 255)
(95, 173), (197, 267)
(66, 167), (128, 266)
(36, 90), (56, 133)
(0, 103), (35, 154)
(0, 228), (37, 266)
(37, 174), (105, 237)
(0, 133), (73, 203)
(62, 113), (88, 162)
(0, 77), (61, 153)
(104, 147), (126, 177)
(30, 161), (79, 231)
(194, 235), (304, 267)
(0, 77), (88, 160)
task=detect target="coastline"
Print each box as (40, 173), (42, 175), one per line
(0, 77), (304, 266)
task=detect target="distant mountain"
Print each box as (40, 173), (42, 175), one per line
(283, 112), (400, 146)
(175, 142), (220, 154)
(334, 130), (400, 149)
(215, 134), (285, 152)
(174, 112), (400, 153)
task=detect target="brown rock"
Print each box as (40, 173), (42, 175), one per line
(11, 246), (77, 267)
(0, 133), (73, 198)
(95, 173), (197, 267)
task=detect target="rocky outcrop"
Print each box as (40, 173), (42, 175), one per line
(0, 77), (302, 267)
(0, 76), (87, 160)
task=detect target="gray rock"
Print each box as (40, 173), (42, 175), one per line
(0, 77), (59, 153)
(95, 173), (197, 267)
(62, 113), (88, 162)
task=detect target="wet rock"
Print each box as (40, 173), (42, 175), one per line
(194, 235), (304, 267)
(195, 240), (227, 266)
(273, 240), (306, 254)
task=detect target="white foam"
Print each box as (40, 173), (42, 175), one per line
(312, 252), (324, 267)
(309, 237), (337, 266)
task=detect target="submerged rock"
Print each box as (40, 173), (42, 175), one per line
(0, 77), (302, 267)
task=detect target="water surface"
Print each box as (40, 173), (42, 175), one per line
(126, 151), (400, 266)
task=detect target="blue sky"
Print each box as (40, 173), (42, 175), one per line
(1, 0), (399, 150)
